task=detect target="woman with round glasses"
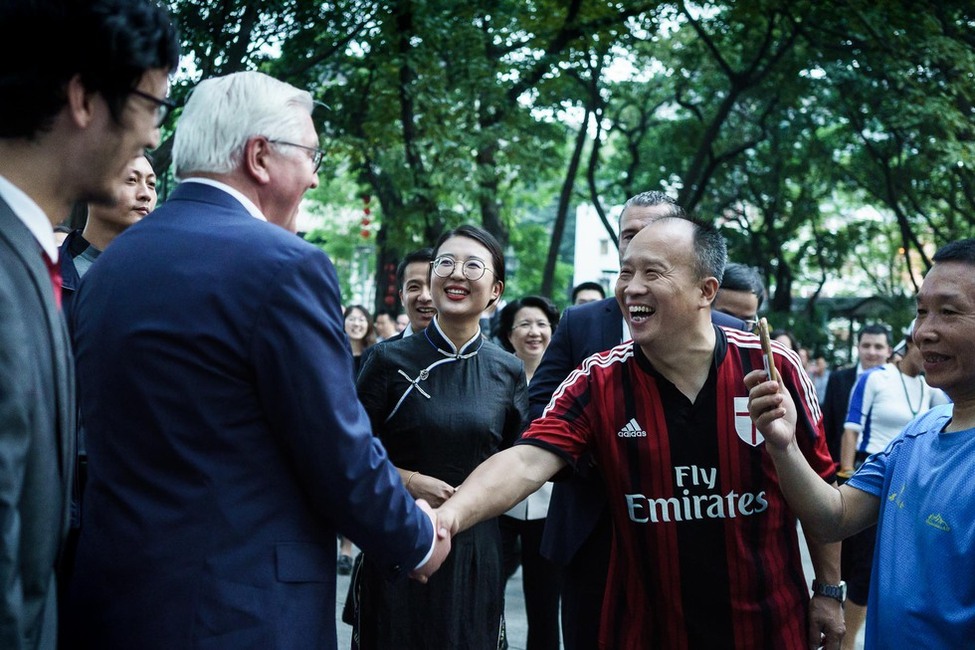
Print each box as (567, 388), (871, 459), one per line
(353, 224), (528, 649)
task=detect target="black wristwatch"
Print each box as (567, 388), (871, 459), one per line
(811, 579), (847, 603)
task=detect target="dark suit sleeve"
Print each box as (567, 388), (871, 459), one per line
(529, 306), (579, 421)
(0, 277), (29, 648)
(821, 370), (850, 463)
(711, 309), (748, 331)
(250, 248), (432, 575)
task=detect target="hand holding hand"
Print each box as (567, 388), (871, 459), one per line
(406, 473), (456, 507)
(744, 368), (798, 452)
(409, 498), (451, 583)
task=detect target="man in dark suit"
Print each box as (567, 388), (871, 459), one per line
(384, 247), (437, 342)
(529, 191), (749, 649)
(0, 3), (178, 648)
(821, 324), (892, 464)
(66, 71), (449, 649)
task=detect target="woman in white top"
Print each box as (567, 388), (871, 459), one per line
(497, 295), (562, 650)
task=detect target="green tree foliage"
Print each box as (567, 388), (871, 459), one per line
(163, 0), (974, 334)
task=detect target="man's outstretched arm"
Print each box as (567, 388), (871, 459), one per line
(437, 444), (567, 535)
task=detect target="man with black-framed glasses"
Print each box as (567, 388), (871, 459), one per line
(128, 88), (178, 127)
(713, 262), (766, 329)
(0, 2), (178, 647)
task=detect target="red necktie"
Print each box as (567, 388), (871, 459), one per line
(43, 252), (62, 310)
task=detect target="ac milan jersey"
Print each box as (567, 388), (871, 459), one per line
(518, 326), (834, 649)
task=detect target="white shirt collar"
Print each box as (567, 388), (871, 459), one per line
(180, 178), (268, 222)
(402, 323), (414, 338)
(0, 174), (59, 262)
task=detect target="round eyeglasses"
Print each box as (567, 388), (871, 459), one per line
(268, 139), (324, 172)
(431, 256), (495, 281)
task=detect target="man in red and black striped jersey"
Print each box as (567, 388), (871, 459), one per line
(440, 217), (844, 649)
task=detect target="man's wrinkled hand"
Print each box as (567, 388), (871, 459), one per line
(409, 499), (451, 583)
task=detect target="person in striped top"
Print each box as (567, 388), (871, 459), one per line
(439, 217), (843, 648)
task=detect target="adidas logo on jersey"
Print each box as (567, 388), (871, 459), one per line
(618, 418), (647, 438)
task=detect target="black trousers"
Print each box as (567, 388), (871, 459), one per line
(558, 510), (611, 650)
(500, 516), (563, 650)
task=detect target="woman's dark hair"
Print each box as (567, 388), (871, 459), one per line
(433, 224), (506, 285)
(497, 295), (560, 353)
(770, 328), (800, 352)
(343, 304), (376, 348)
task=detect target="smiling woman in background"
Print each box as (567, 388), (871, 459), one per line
(353, 224), (528, 649)
(338, 303), (377, 573)
(497, 295), (562, 650)
(344, 304), (376, 377)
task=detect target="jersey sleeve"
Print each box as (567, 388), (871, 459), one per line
(775, 342), (835, 480)
(517, 353), (600, 469)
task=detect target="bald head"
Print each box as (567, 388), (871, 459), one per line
(616, 217), (724, 351)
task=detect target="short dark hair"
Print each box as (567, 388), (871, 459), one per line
(571, 281), (605, 302)
(374, 307), (398, 321)
(720, 263), (766, 310)
(932, 238), (975, 265)
(497, 296), (561, 353)
(653, 216), (726, 282)
(621, 191), (686, 220)
(433, 225), (506, 285)
(858, 323), (892, 346)
(395, 247), (434, 290)
(0, 0), (180, 137)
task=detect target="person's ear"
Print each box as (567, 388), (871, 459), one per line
(700, 277), (719, 306)
(485, 280), (504, 308)
(65, 74), (97, 128)
(243, 136), (273, 184)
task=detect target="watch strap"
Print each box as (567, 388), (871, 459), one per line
(811, 579), (847, 603)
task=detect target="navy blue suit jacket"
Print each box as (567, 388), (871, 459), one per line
(529, 297), (747, 564)
(66, 183), (433, 649)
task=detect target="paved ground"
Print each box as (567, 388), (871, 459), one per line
(334, 528), (864, 649)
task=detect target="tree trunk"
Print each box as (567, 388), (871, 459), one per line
(541, 107), (590, 298)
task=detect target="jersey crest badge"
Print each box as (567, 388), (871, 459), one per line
(734, 397), (764, 447)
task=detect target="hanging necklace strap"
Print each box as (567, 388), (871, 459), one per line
(896, 362), (924, 416)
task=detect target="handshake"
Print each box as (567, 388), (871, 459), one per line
(408, 499), (458, 583)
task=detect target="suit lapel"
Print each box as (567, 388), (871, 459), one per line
(0, 199), (76, 511)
